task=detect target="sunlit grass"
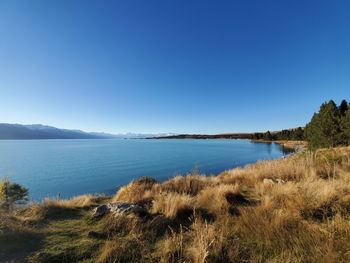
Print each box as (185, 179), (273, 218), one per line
(3, 146), (350, 262)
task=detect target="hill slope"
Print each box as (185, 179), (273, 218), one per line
(0, 124), (105, 139)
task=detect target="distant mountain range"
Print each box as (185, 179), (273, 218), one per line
(0, 123), (175, 140)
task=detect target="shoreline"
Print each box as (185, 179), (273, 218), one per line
(21, 140), (306, 205)
(251, 139), (307, 152)
(4, 146), (349, 262)
(8, 139), (293, 202)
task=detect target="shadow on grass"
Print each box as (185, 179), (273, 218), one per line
(43, 207), (82, 221)
(0, 221), (44, 262)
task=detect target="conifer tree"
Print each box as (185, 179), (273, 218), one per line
(305, 100), (341, 149)
(293, 127), (304, 140)
(264, 131), (273, 140)
(341, 108), (350, 145)
(339, 99), (349, 116)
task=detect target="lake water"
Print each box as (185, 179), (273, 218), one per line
(0, 139), (288, 201)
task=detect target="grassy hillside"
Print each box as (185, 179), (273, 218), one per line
(0, 124), (105, 140)
(1, 147), (350, 262)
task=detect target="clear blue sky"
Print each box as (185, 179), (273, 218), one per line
(0, 1), (349, 134)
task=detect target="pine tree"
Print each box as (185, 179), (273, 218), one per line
(341, 108), (350, 145)
(294, 127), (304, 140)
(264, 131), (273, 140)
(339, 99), (349, 116)
(305, 100), (341, 149)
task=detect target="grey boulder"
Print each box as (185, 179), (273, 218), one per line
(92, 202), (147, 218)
(263, 178), (286, 185)
(92, 204), (110, 217)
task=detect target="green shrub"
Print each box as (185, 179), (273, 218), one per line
(0, 177), (28, 211)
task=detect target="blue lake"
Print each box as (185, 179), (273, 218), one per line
(0, 139), (288, 201)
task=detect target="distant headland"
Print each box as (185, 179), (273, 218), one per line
(0, 123), (176, 140)
(147, 128), (304, 142)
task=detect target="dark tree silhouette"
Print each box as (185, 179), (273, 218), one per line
(339, 99), (349, 116)
(0, 177), (29, 210)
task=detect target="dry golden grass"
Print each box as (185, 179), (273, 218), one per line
(20, 194), (107, 222)
(98, 233), (148, 263)
(151, 192), (195, 219)
(4, 146), (350, 262)
(160, 174), (218, 195)
(195, 184), (241, 215)
(186, 218), (216, 263)
(155, 225), (185, 263)
(107, 146), (350, 262)
(42, 194), (105, 208)
(112, 176), (158, 204)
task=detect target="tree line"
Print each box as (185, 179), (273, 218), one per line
(252, 99), (350, 149)
(305, 99), (350, 149)
(251, 127), (304, 141)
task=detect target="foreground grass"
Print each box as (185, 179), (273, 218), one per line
(0, 195), (109, 262)
(1, 147), (350, 262)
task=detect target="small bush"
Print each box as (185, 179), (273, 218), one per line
(0, 177), (28, 211)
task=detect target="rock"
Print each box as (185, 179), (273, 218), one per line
(109, 202), (147, 217)
(263, 178), (286, 185)
(92, 202), (147, 218)
(263, 178), (275, 185)
(276, 179), (286, 185)
(92, 204), (110, 217)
